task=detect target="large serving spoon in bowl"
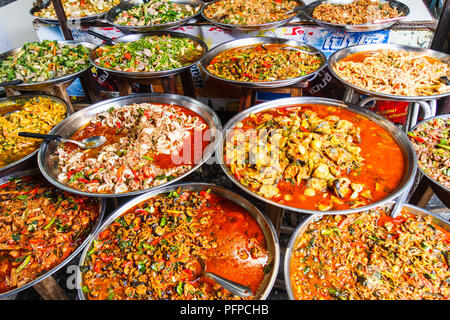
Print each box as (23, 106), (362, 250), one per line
(18, 132), (106, 149)
(195, 256), (253, 298)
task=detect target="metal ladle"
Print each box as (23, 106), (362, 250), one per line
(195, 256), (254, 297)
(18, 132), (106, 149)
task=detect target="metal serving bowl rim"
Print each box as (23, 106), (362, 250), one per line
(104, 0), (205, 31)
(38, 92), (222, 198)
(0, 168), (106, 299)
(199, 36), (327, 88)
(89, 31), (208, 79)
(283, 201), (449, 300)
(302, 0), (410, 29)
(200, 0), (305, 31)
(327, 43), (450, 101)
(0, 94), (71, 173)
(30, 0), (109, 23)
(409, 113), (450, 194)
(217, 96), (417, 215)
(77, 182), (280, 300)
(0, 40), (96, 89)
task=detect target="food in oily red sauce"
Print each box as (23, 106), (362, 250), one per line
(0, 175), (100, 294)
(207, 44), (323, 82)
(225, 104), (405, 211)
(56, 103), (210, 194)
(289, 206), (450, 300)
(81, 189), (270, 300)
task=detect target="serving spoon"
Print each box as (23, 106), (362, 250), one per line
(195, 256), (254, 297)
(18, 132), (106, 149)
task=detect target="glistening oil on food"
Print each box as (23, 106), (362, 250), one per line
(81, 188), (271, 300)
(225, 104), (405, 211)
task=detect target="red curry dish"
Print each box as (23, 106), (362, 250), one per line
(56, 103), (210, 194)
(225, 104), (405, 211)
(81, 188), (270, 300)
(0, 175), (100, 294)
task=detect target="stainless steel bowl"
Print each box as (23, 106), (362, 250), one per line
(30, 0), (111, 24)
(410, 114), (450, 208)
(200, 37), (326, 88)
(0, 94), (71, 174)
(77, 182), (280, 300)
(38, 92), (222, 198)
(201, 0), (305, 32)
(302, 0), (410, 32)
(105, 0), (204, 33)
(89, 31), (208, 80)
(217, 96), (417, 215)
(0, 168), (105, 299)
(0, 41), (96, 90)
(284, 201), (450, 299)
(328, 43), (450, 101)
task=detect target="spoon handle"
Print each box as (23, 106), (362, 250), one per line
(204, 272), (253, 297)
(18, 132), (61, 141)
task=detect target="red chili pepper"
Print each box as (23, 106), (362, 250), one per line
(94, 260), (101, 273)
(0, 182), (10, 189)
(124, 52), (132, 60)
(234, 170), (242, 180)
(100, 253), (114, 262)
(99, 230), (110, 240)
(299, 125), (309, 133)
(199, 190), (212, 200)
(262, 62), (272, 68)
(242, 73), (253, 79)
(142, 166), (153, 178)
(121, 261), (133, 268)
(407, 132), (425, 143)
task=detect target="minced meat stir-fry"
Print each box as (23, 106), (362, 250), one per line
(225, 105), (405, 211)
(0, 97), (66, 168)
(56, 103), (208, 194)
(289, 207), (450, 300)
(204, 0), (299, 25)
(207, 44), (323, 82)
(312, 0), (403, 25)
(115, 0), (200, 26)
(0, 175), (100, 294)
(408, 116), (450, 189)
(81, 188), (270, 300)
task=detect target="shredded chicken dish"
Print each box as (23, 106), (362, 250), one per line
(207, 44), (323, 82)
(81, 188), (270, 300)
(0, 175), (100, 294)
(312, 0), (403, 25)
(333, 49), (450, 97)
(0, 97), (67, 168)
(408, 116), (450, 189)
(225, 104), (405, 211)
(203, 0), (299, 25)
(34, 0), (120, 19)
(56, 103), (209, 194)
(290, 206), (450, 300)
(115, 0), (200, 26)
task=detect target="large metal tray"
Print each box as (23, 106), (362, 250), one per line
(38, 92), (222, 198)
(89, 31), (208, 80)
(0, 168), (105, 299)
(0, 40), (96, 90)
(328, 43), (450, 102)
(104, 0), (204, 33)
(217, 96), (417, 215)
(77, 183), (280, 300)
(283, 201), (450, 299)
(0, 94), (71, 174)
(201, 0), (305, 32)
(302, 0), (410, 32)
(200, 37), (326, 88)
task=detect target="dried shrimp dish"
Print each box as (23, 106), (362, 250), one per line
(81, 188), (270, 300)
(0, 40), (91, 84)
(289, 206), (450, 299)
(408, 116), (450, 189)
(114, 0), (201, 26)
(33, 0), (120, 19)
(0, 175), (100, 294)
(93, 35), (204, 73)
(312, 0), (403, 25)
(207, 44), (323, 82)
(0, 97), (67, 168)
(56, 103), (209, 194)
(203, 0), (299, 25)
(225, 104), (405, 211)
(333, 49), (450, 97)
